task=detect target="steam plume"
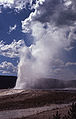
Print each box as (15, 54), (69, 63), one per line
(15, 0), (76, 89)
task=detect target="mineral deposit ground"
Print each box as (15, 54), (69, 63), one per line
(0, 89), (76, 119)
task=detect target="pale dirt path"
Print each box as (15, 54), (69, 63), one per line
(0, 103), (71, 119)
(0, 89), (24, 96)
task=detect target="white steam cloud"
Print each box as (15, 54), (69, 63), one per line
(15, 23), (70, 89)
(15, 0), (76, 89)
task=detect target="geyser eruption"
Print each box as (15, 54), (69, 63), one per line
(15, 22), (69, 89)
(15, 0), (76, 89)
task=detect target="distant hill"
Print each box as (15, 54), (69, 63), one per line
(65, 80), (76, 88)
(0, 75), (17, 89)
(32, 78), (76, 89)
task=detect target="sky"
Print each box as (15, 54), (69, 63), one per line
(0, 0), (76, 83)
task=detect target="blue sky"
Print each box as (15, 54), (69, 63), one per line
(0, 0), (76, 81)
(0, 0), (34, 75)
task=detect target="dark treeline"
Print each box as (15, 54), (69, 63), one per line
(0, 75), (17, 89)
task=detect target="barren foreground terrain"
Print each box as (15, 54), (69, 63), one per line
(0, 89), (76, 119)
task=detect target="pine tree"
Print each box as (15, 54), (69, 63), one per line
(53, 111), (61, 119)
(52, 102), (76, 119)
(68, 102), (76, 119)
(62, 115), (68, 119)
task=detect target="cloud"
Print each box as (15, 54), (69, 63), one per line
(30, 0), (76, 26)
(50, 59), (76, 80)
(0, 0), (14, 8)
(0, 61), (17, 74)
(21, 0), (45, 33)
(64, 0), (72, 7)
(51, 59), (65, 68)
(0, 0), (45, 11)
(52, 67), (76, 80)
(0, 40), (25, 58)
(0, 0), (14, 4)
(14, 0), (31, 11)
(9, 24), (16, 33)
(21, 0), (76, 36)
(64, 46), (74, 51)
(65, 62), (76, 66)
(0, 0), (32, 10)
(64, 25), (76, 51)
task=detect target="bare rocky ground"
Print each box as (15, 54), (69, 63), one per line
(0, 89), (76, 119)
